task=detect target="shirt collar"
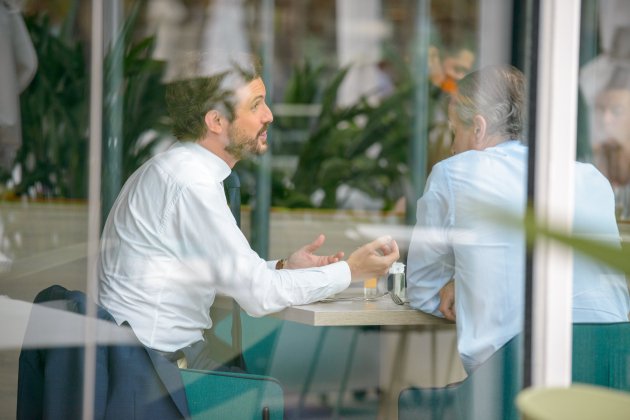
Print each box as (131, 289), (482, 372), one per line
(492, 139), (522, 150)
(176, 141), (232, 181)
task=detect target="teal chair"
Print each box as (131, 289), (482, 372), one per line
(571, 323), (630, 389)
(398, 323), (630, 420)
(181, 368), (284, 419)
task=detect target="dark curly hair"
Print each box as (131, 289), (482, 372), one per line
(165, 56), (262, 141)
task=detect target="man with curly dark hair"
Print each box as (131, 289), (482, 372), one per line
(97, 54), (399, 370)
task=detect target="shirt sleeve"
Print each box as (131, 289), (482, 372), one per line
(406, 165), (455, 317)
(170, 182), (351, 317)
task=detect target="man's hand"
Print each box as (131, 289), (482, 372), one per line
(284, 234), (344, 269)
(346, 236), (400, 281)
(438, 280), (456, 321)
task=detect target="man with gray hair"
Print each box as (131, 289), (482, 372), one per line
(97, 55), (399, 370)
(407, 65), (630, 373)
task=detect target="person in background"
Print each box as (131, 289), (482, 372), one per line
(97, 54), (399, 370)
(580, 26), (630, 217)
(0, 0), (37, 176)
(393, 27), (476, 214)
(592, 67), (630, 218)
(428, 32), (476, 95)
(426, 27), (476, 171)
(406, 65), (630, 374)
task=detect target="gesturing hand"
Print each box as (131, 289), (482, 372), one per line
(346, 236), (400, 281)
(438, 280), (456, 321)
(284, 234), (344, 269)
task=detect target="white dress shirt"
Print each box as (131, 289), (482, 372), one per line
(407, 140), (630, 373)
(97, 142), (351, 352)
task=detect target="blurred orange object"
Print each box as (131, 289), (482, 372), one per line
(364, 277), (377, 288)
(441, 77), (458, 94)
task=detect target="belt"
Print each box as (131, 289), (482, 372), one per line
(152, 349), (188, 368)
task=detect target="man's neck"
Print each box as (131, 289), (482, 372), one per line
(196, 137), (238, 168)
(480, 135), (512, 151)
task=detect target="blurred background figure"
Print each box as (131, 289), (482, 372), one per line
(145, 0), (187, 82)
(336, 0), (390, 107)
(0, 0), (37, 178)
(581, 24), (630, 219)
(428, 30), (476, 96)
(393, 23), (476, 214)
(0, 0), (37, 274)
(426, 26), (476, 172)
(200, 0), (250, 79)
(592, 68), (630, 218)
(579, 0), (630, 220)
(593, 68), (630, 185)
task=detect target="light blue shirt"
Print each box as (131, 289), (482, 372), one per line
(407, 140), (630, 373)
(97, 142), (350, 352)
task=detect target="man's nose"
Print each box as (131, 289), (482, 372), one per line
(263, 103), (273, 124)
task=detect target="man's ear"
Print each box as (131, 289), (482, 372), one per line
(204, 110), (224, 135)
(472, 115), (487, 145)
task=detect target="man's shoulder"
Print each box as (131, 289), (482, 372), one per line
(428, 145), (526, 198)
(573, 160), (609, 185)
(151, 144), (222, 185)
(574, 160), (601, 175)
(573, 160), (614, 194)
(431, 149), (491, 176)
(435, 142), (526, 169)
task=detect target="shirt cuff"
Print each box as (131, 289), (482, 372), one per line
(324, 261), (352, 295)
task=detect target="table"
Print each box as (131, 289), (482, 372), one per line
(265, 296), (452, 327)
(214, 293), (450, 327)
(215, 294), (455, 419)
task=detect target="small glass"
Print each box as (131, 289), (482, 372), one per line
(363, 277), (379, 300)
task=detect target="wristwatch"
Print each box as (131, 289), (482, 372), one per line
(275, 258), (288, 270)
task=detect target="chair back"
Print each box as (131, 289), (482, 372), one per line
(17, 285), (189, 419)
(399, 322), (630, 420)
(572, 322), (630, 389)
(181, 368), (284, 420)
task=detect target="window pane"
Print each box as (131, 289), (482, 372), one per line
(0, 1), (566, 419)
(575, 0), (630, 391)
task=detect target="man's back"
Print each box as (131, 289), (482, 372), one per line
(408, 140), (630, 372)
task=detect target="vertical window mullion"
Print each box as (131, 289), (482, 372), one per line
(84, 0), (105, 418)
(531, 0), (581, 388)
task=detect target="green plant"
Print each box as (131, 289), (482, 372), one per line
(13, 6), (168, 200)
(264, 53), (448, 211)
(16, 13), (88, 198)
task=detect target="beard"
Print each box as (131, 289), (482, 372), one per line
(225, 123), (269, 160)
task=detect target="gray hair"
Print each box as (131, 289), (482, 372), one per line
(451, 65), (525, 140)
